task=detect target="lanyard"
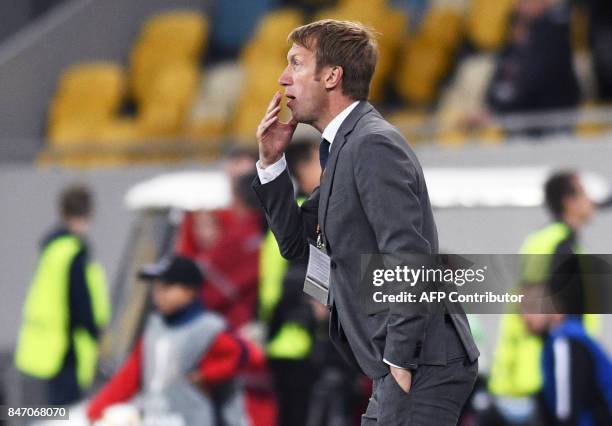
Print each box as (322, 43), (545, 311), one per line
(316, 224), (326, 251)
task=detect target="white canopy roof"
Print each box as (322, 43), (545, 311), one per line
(124, 170), (231, 211)
(124, 167), (609, 211)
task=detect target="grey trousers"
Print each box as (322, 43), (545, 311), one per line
(361, 322), (478, 425)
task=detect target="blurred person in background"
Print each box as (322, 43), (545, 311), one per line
(175, 147), (273, 425)
(485, 0), (580, 133)
(259, 139), (365, 426)
(520, 285), (612, 425)
(258, 139), (320, 426)
(14, 184), (110, 405)
(489, 171), (599, 425)
(586, 0), (612, 101)
(175, 147), (263, 330)
(87, 255), (261, 425)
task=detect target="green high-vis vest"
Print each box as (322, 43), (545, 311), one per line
(259, 197), (312, 360)
(15, 235), (111, 389)
(489, 222), (600, 397)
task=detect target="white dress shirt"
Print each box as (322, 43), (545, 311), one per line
(256, 101), (359, 184)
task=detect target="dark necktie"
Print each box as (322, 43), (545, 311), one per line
(319, 138), (331, 171)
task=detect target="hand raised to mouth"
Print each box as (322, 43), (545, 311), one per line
(257, 91), (298, 168)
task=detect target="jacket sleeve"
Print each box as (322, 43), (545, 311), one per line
(87, 339), (143, 421)
(252, 169), (319, 260)
(197, 332), (249, 385)
(352, 134), (432, 369)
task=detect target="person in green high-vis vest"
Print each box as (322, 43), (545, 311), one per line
(259, 139), (322, 426)
(489, 171), (598, 424)
(15, 184), (110, 405)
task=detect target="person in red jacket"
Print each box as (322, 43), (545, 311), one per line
(175, 208), (262, 330)
(175, 148), (263, 330)
(87, 255), (264, 425)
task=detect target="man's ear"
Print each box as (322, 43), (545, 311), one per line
(324, 65), (343, 90)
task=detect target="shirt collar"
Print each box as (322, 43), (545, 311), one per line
(321, 100), (360, 148)
(161, 299), (205, 326)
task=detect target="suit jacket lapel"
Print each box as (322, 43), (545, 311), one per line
(318, 101), (374, 239)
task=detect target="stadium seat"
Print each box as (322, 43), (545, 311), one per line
(140, 11), (208, 60)
(395, 37), (452, 105)
(232, 61), (288, 142)
(123, 11), (208, 141)
(419, 7), (463, 51)
(187, 62), (244, 142)
(388, 109), (429, 145)
(231, 9), (304, 142)
(248, 8), (304, 62)
(129, 11), (207, 104)
(314, 2), (408, 103)
(136, 63), (199, 138)
(570, 5), (590, 52)
(238, 3), (407, 109)
(48, 62), (125, 146)
(465, 0), (514, 50)
(392, 4), (467, 107)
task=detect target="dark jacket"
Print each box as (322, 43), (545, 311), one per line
(486, 6), (580, 114)
(253, 101), (479, 379)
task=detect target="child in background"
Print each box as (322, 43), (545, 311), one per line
(87, 255), (263, 425)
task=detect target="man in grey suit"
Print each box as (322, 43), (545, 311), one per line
(252, 20), (479, 425)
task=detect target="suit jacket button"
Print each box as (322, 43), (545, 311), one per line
(330, 260), (337, 269)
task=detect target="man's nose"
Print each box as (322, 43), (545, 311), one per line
(278, 66), (292, 86)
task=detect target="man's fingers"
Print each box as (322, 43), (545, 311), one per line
(279, 115), (298, 130)
(263, 105), (281, 122)
(262, 115), (279, 129)
(257, 115), (278, 137)
(266, 91), (281, 112)
(390, 367), (412, 393)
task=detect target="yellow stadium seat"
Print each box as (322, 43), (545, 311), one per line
(58, 62), (124, 99)
(127, 10), (207, 141)
(231, 58), (289, 141)
(96, 118), (142, 144)
(51, 62), (124, 117)
(130, 50), (196, 103)
(140, 11), (208, 61)
(395, 38), (452, 105)
(419, 7), (463, 51)
(570, 6), (589, 52)
(313, 5), (408, 103)
(186, 117), (227, 142)
(129, 10), (207, 103)
(388, 109), (429, 145)
(49, 119), (103, 147)
(370, 10), (408, 102)
(438, 129), (468, 146)
(144, 62), (200, 105)
(240, 8), (304, 67)
(48, 62), (125, 147)
(476, 126), (505, 144)
(466, 0), (514, 50)
(574, 102), (611, 137)
(138, 102), (184, 138)
(252, 9), (304, 48)
(187, 62), (243, 142)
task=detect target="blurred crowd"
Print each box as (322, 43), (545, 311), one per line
(13, 143), (612, 425)
(6, 0), (612, 425)
(37, 0), (612, 167)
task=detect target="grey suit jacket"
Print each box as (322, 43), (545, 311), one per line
(253, 101), (479, 379)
